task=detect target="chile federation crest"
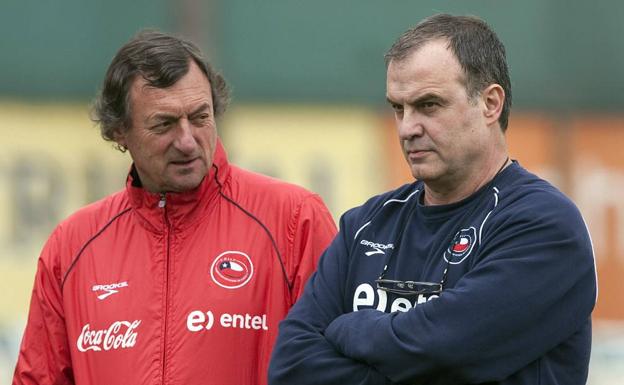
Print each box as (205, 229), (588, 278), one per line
(210, 251), (254, 289)
(444, 227), (477, 265)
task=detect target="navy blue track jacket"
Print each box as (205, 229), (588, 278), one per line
(269, 162), (597, 385)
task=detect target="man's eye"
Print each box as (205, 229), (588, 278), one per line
(192, 114), (211, 125)
(391, 104), (404, 112)
(420, 101), (439, 112)
(151, 121), (173, 132)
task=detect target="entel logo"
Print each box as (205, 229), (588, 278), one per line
(186, 310), (268, 331)
(360, 239), (394, 256)
(353, 283), (438, 313)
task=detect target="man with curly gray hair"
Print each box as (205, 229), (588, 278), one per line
(14, 30), (336, 385)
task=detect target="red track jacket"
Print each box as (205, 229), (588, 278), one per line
(13, 140), (337, 385)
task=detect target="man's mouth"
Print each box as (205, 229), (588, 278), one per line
(406, 149), (431, 160)
(170, 157), (199, 166)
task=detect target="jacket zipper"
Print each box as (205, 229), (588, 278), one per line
(160, 193), (171, 385)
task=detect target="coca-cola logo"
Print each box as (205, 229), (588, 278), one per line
(76, 320), (141, 352)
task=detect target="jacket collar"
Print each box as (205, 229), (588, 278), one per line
(126, 138), (231, 231)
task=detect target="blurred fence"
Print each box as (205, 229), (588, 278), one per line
(1, 102), (623, 383)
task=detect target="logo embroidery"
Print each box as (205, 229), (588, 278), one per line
(360, 239), (394, 256)
(444, 227), (477, 264)
(92, 281), (128, 300)
(76, 320), (141, 352)
(210, 251), (254, 289)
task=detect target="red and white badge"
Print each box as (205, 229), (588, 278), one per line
(210, 251), (254, 289)
(445, 227), (477, 265)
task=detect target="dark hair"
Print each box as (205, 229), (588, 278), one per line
(385, 14), (512, 131)
(93, 30), (230, 148)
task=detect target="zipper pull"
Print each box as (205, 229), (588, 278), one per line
(158, 193), (166, 208)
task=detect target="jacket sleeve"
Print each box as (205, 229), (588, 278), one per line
(323, 197), (597, 384)
(287, 194), (338, 303)
(269, 213), (390, 385)
(13, 229), (74, 385)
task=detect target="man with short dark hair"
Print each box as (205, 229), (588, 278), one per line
(269, 14), (596, 385)
(13, 30), (336, 385)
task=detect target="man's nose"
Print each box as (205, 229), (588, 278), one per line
(174, 118), (198, 153)
(397, 110), (424, 141)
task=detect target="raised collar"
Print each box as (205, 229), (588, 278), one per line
(126, 139), (231, 232)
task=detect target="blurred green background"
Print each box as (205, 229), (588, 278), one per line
(2, 0), (624, 110)
(1, 0), (623, 383)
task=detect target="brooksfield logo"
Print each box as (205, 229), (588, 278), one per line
(76, 320), (141, 352)
(360, 239), (394, 256)
(92, 281), (128, 300)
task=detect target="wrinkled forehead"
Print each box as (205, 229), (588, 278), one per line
(127, 61), (214, 120)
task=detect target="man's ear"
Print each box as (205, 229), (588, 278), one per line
(112, 128), (128, 152)
(481, 84), (505, 126)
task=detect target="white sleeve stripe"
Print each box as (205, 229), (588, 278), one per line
(382, 189), (419, 206)
(478, 211), (492, 245)
(355, 188), (419, 240)
(478, 187), (500, 245)
(353, 221), (371, 240)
